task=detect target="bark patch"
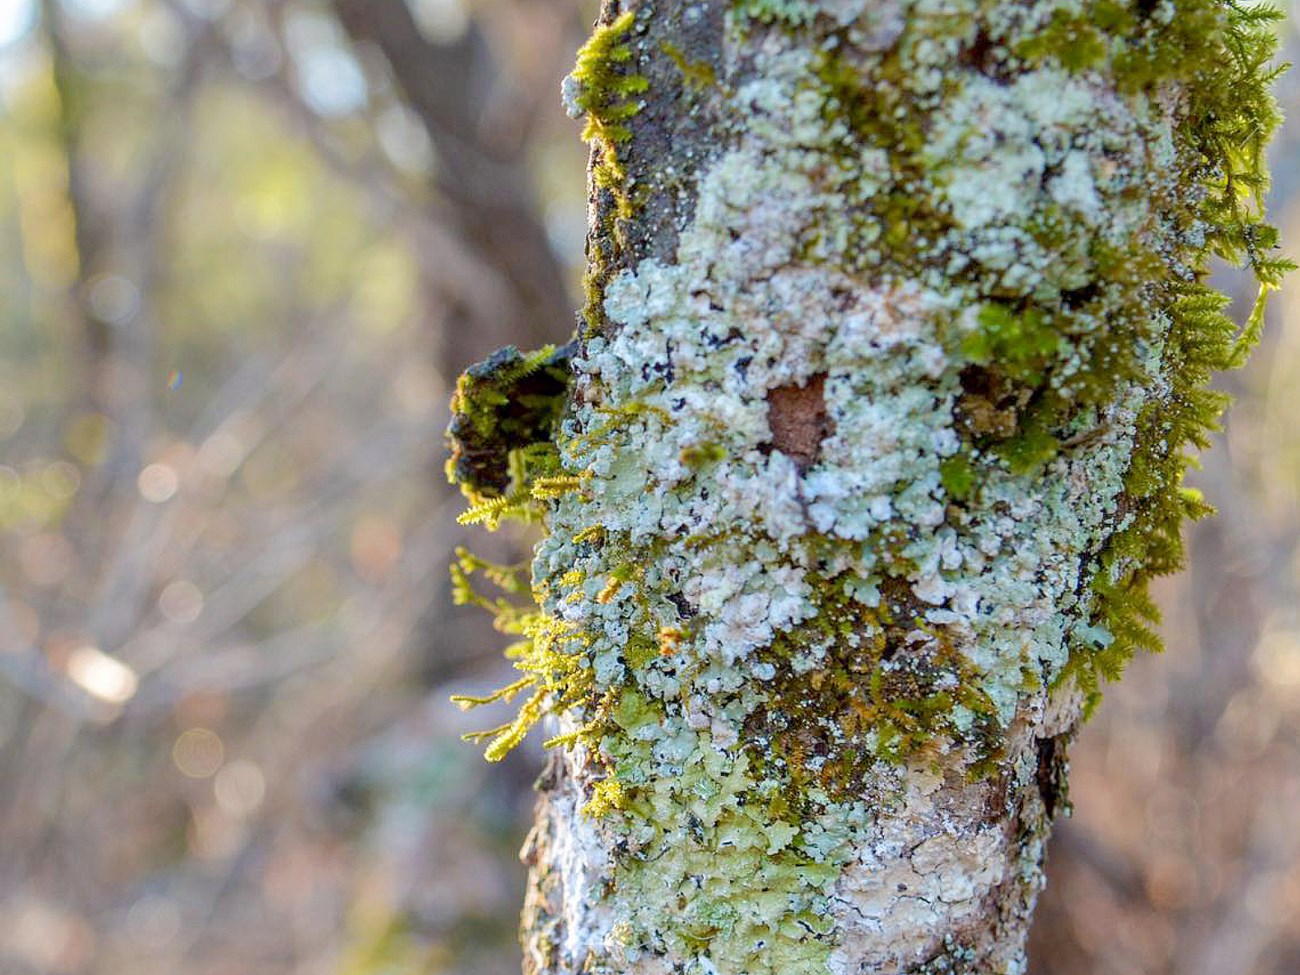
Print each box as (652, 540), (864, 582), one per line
(766, 373), (833, 470)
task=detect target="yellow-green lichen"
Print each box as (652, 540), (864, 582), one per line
(660, 41), (719, 91)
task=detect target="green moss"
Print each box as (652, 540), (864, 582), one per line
(1014, 6), (1113, 72)
(660, 41), (718, 91)
(939, 453), (975, 501)
(566, 10), (648, 337)
(813, 45), (952, 277)
(744, 577), (1001, 807)
(962, 304), (1058, 386)
(445, 343), (574, 504)
(571, 11), (649, 147)
(1064, 0), (1293, 710)
(570, 11), (647, 211)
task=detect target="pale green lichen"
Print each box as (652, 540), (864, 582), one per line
(452, 2), (1290, 972)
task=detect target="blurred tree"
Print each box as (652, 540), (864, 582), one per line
(333, 0), (575, 370)
(447, 2), (1292, 972)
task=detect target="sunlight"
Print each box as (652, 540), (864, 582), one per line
(0, 0), (34, 49)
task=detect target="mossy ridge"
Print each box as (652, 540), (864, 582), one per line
(744, 576), (1003, 808)
(1063, 0), (1292, 707)
(567, 9), (649, 337)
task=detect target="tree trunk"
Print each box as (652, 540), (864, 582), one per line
(450, 2), (1287, 973)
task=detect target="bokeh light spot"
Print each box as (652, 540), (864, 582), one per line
(159, 580), (204, 624)
(87, 273), (141, 325)
(173, 728), (225, 779)
(66, 645), (139, 704)
(138, 463), (179, 503)
(1255, 627), (1300, 690)
(214, 759), (266, 818)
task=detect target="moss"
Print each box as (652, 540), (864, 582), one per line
(569, 10), (647, 222)
(961, 304), (1058, 388)
(938, 453), (975, 501)
(660, 40), (718, 91)
(812, 43), (953, 278)
(744, 576), (1000, 805)
(445, 343), (574, 503)
(1063, 0), (1292, 710)
(565, 10), (648, 338)
(570, 11), (649, 153)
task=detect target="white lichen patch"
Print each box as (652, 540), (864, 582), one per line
(924, 66), (1159, 298)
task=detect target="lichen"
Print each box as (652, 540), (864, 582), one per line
(452, 2), (1290, 972)
(660, 40), (720, 90)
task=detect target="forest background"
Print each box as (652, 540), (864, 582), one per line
(0, 2), (1297, 974)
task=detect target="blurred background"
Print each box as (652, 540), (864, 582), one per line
(0, 2), (1296, 974)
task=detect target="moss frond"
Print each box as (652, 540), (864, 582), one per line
(1065, 6), (1290, 710)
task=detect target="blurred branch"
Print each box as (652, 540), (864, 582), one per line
(156, 0), (529, 374)
(46, 4), (215, 637)
(330, 0), (575, 366)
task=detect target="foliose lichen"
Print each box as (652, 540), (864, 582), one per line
(449, 2), (1290, 972)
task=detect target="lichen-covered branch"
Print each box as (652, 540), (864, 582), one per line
(450, 2), (1289, 972)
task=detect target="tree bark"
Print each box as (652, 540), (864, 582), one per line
(452, 2), (1289, 973)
